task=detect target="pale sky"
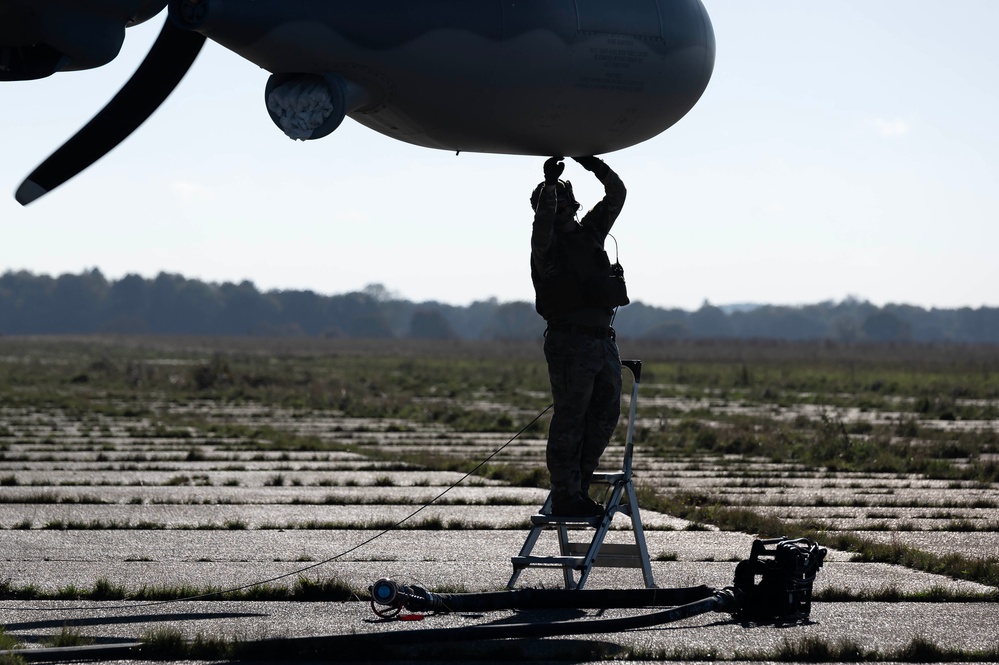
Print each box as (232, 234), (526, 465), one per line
(2, 1), (997, 311)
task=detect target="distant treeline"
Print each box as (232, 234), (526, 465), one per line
(1, 269), (997, 344)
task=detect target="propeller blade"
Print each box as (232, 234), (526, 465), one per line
(16, 20), (207, 205)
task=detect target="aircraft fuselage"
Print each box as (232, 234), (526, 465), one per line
(171, 0), (715, 156)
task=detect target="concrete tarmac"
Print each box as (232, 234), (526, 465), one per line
(1, 512), (997, 662)
(2, 397), (997, 663)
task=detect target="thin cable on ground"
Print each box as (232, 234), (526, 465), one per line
(6, 404), (553, 615)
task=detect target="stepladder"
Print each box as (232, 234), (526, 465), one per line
(508, 359), (654, 590)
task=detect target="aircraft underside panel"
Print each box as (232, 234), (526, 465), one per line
(574, 0), (663, 39)
(350, 0), (713, 156)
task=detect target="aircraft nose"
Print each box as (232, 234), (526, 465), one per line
(674, 0), (716, 110)
(698, 0), (716, 81)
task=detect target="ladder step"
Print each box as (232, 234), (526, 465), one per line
(590, 472), (625, 485)
(511, 555), (586, 570)
(566, 542), (644, 568)
(530, 514), (602, 527)
(614, 503), (633, 517)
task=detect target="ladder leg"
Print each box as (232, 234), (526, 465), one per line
(575, 481), (626, 590)
(625, 480), (656, 588)
(507, 492), (553, 589)
(557, 524), (577, 589)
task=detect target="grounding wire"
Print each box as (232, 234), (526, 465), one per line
(6, 403), (554, 614)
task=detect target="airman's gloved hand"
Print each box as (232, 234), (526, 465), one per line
(543, 157), (565, 185)
(573, 155), (609, 179)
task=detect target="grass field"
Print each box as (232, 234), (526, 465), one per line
(0, 335), (997, 660)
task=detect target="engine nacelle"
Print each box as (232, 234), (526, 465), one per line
(0, 44), (67, 81)
(264, 72), (373, 141)
(0, 1), (169, 80)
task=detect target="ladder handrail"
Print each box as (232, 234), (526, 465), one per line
(622, 358), (642, 384)
(621, 359), (641, 480)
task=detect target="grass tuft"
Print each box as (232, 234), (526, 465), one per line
(41, 626), (94, 648)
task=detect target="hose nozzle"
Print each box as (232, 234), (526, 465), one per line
(369, 578), (441, 617)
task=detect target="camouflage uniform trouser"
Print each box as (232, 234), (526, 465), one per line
(543, 329), (622, 499)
